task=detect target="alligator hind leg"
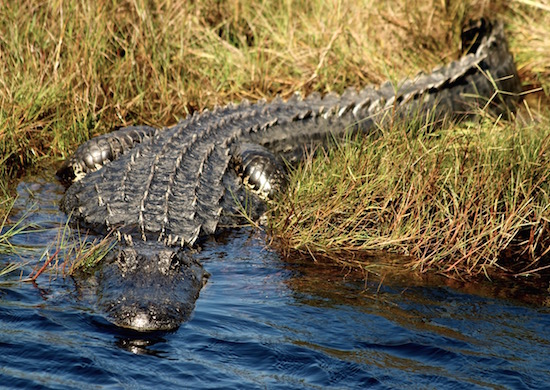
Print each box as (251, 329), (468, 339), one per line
(56, 125), (158, 184)
(230, 143), (288, 200)
(461, 18), (491, 55)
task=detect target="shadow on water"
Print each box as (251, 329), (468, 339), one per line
(92, 320), (172, 357)
(1, 176), (550, 389)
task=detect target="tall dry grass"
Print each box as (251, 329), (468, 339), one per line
(1, 0), (546, 187)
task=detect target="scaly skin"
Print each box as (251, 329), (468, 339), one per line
(59, 20), (522, 331)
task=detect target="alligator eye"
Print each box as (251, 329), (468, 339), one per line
(118, 249), (128, 265)
(169, 252), (181, 271)
(118, 248), (137, 272)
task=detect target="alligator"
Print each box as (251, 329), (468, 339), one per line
(57, 19), (522, 332)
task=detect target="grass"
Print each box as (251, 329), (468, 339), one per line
(0, 1), (549, 281)
(0, 182), (113, 281)
(0, 188), (39, 256)
(268, 112), (550, 279)
(0, 210), (115, 282)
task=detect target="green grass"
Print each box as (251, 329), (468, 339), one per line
(0, 208), (115, 282)
(0, 1), (549, 281)
(269, 112), (550, 279)
(0, 188), (38, 256)
(0, 191), (38, 279)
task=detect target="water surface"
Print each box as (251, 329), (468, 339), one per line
(0, 179), (549, 389)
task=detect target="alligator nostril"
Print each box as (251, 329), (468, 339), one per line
(130, 313), (151, 331)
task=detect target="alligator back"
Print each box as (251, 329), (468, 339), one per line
(61, 20), (521, 247)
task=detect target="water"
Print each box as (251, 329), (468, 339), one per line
(0, 178), (549, 389)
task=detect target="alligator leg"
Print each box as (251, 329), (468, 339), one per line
(56, 125), (158, 184)
(230, 142), (289, 200)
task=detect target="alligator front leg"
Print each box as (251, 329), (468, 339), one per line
(230, 142), (289, 200)
(56, 125), (158, 183)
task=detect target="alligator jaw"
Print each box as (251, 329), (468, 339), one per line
(97, 242), (207, 332)
(128, 313), (151, 331)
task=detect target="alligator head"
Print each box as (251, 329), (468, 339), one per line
(96, 241), (207, 331)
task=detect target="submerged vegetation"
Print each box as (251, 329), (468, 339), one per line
(0, 1), (549, 281)
(0, 185), (114, 281)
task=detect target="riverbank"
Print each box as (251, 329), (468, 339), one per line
(268, 111), (550, 282)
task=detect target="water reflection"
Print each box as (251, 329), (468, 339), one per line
(114, 334), (169, 357)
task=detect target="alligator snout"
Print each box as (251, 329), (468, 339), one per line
(106, 299), (192, 332)
(97, 242), (207, 331)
